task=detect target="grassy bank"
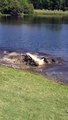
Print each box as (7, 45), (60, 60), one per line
(34, 10), (68, 16)
(0, 66), (68, 120)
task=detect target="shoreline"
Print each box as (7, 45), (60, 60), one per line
(0, 10), (68, 18)
(0, 50), (68, 84)
(34, 10), (68, 16)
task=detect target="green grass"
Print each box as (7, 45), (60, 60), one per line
(0, 66), (68, 120)
(34, 10), (68, 17)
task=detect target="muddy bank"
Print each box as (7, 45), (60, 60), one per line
(0, 50), (68, 84)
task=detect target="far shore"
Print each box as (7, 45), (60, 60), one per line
(34, 10), (68, 16)
(0, 10), (68, 18)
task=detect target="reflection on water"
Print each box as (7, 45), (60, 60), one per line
(0, 15), (68, 24)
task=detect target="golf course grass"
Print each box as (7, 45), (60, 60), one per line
(0, 66), (68, 120)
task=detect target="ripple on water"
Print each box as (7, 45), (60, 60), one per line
(42, 65), (68, 84)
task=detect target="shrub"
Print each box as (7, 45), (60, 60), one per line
(0, 0), (23, 16)
(23, 4), (34, 14)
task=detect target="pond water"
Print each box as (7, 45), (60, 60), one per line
(0, 16), (68, 83)
(0, 16), (68, 60)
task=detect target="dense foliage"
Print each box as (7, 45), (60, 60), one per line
(0, 0), (34, 15)
(30, 0), (68, 10)
(0, 0), (68, 15)
(0, 0), (23, 15)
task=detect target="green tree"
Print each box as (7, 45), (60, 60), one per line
(0, 0), (22, 15)
(30, 0), (68, 10)
(23, 3), (34, 14)
(0, 0), (68, 14)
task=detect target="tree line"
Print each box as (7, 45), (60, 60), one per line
(30, 0), (68, 10)
(0, 0), (68, 15)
